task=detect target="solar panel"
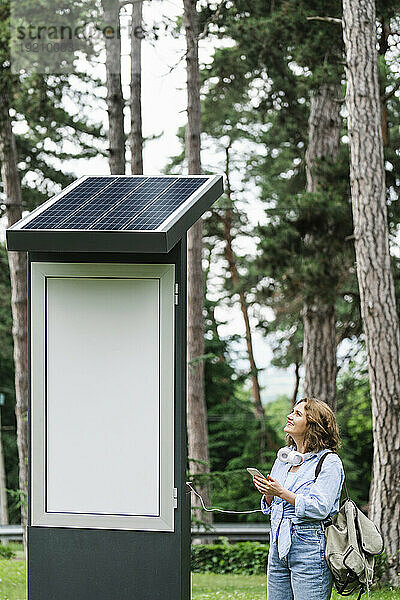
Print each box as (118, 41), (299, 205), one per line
(19, 175), (216, 236)
(7, 174), (224, 253)
(24, 177), (115, 230)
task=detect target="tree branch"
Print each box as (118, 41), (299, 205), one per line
(382, 79), (400, 103)
(199, 1), (227, 40)
(163, 49), (189, 75)
(306, 16), (342, 25)
(120, 0), (150, 7)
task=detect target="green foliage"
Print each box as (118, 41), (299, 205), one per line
(336, 365), (373, 508)
(0, 544), (16, 559)
(264, 395), (291, 447)
(199, 0), (356, 375)
(191, 540), (269, 575)
(203, 282), (258, 479)
(250, 88), (355, 362)
(6, 488), (28, 510)
(199, 0), (400, 383)
(199, 280), (281, 523)
(374, 551), (390, 588)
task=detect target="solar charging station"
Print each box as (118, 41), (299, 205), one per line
(6, 174), (223, 600)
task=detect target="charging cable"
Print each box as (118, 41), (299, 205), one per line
(186, 481), (263, 514)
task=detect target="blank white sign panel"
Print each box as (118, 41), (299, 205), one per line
(46, 277), (160, 516)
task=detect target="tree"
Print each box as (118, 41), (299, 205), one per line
(342, 0), (400, 585)
(302, 82), (342, 410)
(183, 0), (212, 527)
(101, 0), (126, 174)
(130, 0), (143, 174)
(0, 245), (19, 525)
(0, 71), (28, 552)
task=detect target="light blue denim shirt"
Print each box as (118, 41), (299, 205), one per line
(261, 446), (345, 559)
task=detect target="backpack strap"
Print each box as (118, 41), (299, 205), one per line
(314, 451), (336, 528)
(314, 449), (351, 520)
(315, 450), (350, 500)
(314, 450), (335, 480)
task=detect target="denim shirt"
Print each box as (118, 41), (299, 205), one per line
(261, 446), (345, 559)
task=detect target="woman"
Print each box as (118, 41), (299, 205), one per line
(253, 396), (345, 600)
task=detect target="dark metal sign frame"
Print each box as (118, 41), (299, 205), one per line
(27, 244), (190, 600)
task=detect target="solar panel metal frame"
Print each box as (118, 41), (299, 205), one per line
(6, 174), (223, 254)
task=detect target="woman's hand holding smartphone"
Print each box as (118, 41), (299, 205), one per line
(247, 467), (274, 503)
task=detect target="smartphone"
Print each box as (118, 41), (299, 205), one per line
(246, 467), (267, 479)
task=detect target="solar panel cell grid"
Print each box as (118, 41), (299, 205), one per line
(94, 177), (177, 231)
(24, 177), (115, 230)
(126, 177), (208, 230)
(57, 177), (145, 230)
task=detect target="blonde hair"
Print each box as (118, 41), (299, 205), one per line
(285, 396), (341, 452)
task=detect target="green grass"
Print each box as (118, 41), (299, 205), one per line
(192, 573), (400, 600)
(0, 559), (398, 599)
(192, 573), (267, 599)
(0, 560), (26, 600)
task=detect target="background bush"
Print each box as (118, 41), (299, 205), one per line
(0, 544), (16, 559)
(191, 540), (269, 575)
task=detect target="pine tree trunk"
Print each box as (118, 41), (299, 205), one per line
(302, 303), (337, 410)
(342, 0), (400, 586)
(130, 1), (143, 175)
(183, 0), (212, 530)
(291, 362), (300, 409)
(378, 17), (390, 147)
(222, 144), (267, 461)
(0, 85), (28, 554)
(302, 83), (342, 411)
(102, 0), (125, 174)
(0, 408), (9, 529)
(184, 0), (201, 175)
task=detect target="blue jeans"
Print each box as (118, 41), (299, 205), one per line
(267, 521), (333, 600)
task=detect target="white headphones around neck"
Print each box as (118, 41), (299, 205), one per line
(277, 446), (314, 466)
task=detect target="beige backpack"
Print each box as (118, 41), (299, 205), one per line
(315, 452), (384, 600)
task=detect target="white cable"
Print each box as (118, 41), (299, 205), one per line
(186, 481), (263, 514)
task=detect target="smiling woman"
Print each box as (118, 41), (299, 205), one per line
(253, 397), (344, 600)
